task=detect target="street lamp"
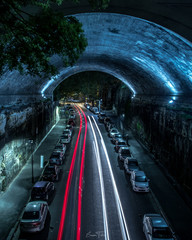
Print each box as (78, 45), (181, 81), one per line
(29, 139), (34, 183)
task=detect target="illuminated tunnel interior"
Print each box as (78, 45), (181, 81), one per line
(1, 13), (192, 102)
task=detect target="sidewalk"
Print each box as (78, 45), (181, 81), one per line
(0, 119), (66, 240)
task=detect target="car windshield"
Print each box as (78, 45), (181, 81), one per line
(23, 211), (40, 220)
(61, 135), (68, 139)
(129, 161), (138, 166)
(122, 149), (130, 154)
(135, 176), (147, 182)
(153, 227), (172, 238)
(119, 142), (126, 145)
(32, 187), (45, 194)
(44, 168), (54, 174)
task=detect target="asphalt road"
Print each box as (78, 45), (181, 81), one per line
(18, 104), (192, 240)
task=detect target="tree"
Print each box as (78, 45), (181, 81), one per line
(0, 0), (110, 78)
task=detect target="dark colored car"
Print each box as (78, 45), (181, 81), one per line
(42, 165), (60, 182)
(115, 139), (127, 152)
(31, 181), (55, 201)
(68, 119), (75, 126)
(49, 151), (64, 165)
(118, 146), (132, 162)
(111, 133), (123, 144)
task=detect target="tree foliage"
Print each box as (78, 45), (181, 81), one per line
(0, 0), (110, 78)
(54, 71), (119, 101)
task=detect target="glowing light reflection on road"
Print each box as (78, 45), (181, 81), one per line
(92, 116), (131, 240)
(88, 116), (110, 240)
(76, 106), (87, 240)
(57, 106), (82, 240)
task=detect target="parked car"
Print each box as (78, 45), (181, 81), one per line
(92, 107), (99, 114)
(130, 171), (149, 192)
(124, 157), (139, 174)
(60, 134), (71, 144)
(54, 144), (66, 155)
(31, 181), (55, 201)
(49, 151), (64, 165)
(118, 146), (132, 162)
(143, 214), (175, 240)
(65, 124), (73, 132)
(20, 201), (49, 233)
(69, 114), (76, 120)
(104, 117), (111, 125)
(109, 128), (119, 138)
(106, 122), (116, 132)
(111, 133), (123, 144)
(63, 129), (72, 137)
(69, 108), (75, 114)
(98, 112), (106, 123)
(84, 102), (90, 109)
(42, 165), (60, 181)
(115, 139), (127, 152)
(68, 119), (75, 126)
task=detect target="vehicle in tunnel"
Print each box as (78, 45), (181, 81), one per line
(60, 133), (71, 144)
(31, 181), (55, 201)
(54, 144), (67, 156)
(130, 171), (149, 193)
(115, 138), (127, 152)
(42, 165), (60, 182)
(49, 151), (64, 165)
(111, 133), (123, 144)
(63, 129), (72, 138)
(65, 124), (73, 133)
(20, 201), (49, 233)
(68, 119), (75, 126)
(109, 127), (119, 138)
(143, 214), (175, 240)
(118, 146), (132, 162)
(124, 158), (140, 174)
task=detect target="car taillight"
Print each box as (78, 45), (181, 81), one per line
(32, 222), (41, 226)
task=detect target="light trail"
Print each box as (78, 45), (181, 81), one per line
(76, 106), (87, 240)
(57, 106), (82, 240)
(92, 116), (131, 240)
(88, 116), (110, 240)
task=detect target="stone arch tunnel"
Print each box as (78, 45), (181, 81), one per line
(1, 1), (192, 196)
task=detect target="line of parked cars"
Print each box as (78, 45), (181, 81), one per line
(20, 104), (76, 234)
(100, 114), (176, 240)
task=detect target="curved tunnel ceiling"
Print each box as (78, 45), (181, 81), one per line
(1, 13), (192, 100)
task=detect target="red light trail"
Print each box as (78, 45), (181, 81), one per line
(57, 106), (82, 240)
(76, 107), (87, 240)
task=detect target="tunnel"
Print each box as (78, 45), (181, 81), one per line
(0, 3), (192, 239)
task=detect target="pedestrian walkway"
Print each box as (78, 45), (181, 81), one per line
(0, 119), (66, 240)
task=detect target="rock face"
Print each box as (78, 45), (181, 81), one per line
(130, 98), (192, 188)
(0, 101), (56, 192)
(114, 87), (192, 195)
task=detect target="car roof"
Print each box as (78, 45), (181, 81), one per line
(33, 181), (48, 188)
(134, 171), (146, 176)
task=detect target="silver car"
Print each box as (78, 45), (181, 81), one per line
(130, 171), (149, 192)
(20, 201), (49, 232)
(124, 157), (139, 174)
(143, 214), (175, 240)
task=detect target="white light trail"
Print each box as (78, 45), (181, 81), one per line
(88, 116), (110, 240)
(92, 116), (131, 240)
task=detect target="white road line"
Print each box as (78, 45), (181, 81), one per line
(92, 116), (131, 240)
(88, 116), (110, 240)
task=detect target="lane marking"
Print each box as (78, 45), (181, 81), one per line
(88, 116), (110, 240)
(92, 116), (131, 240)
(57, 107), (82, 240)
